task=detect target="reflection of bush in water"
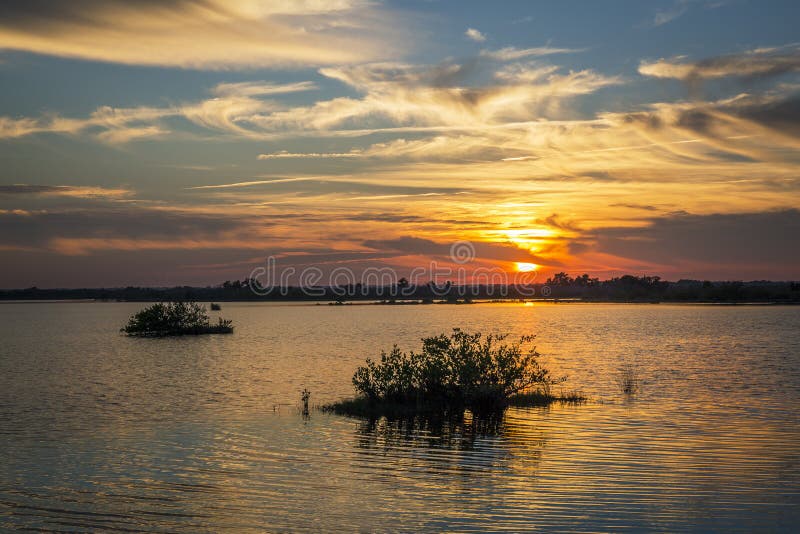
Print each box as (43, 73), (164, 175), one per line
(354, 410), (506, 451)
(352, 410), (550, 475)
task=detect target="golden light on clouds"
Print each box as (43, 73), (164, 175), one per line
(0, 2), (798, 286)
(0, 0), (402, 69)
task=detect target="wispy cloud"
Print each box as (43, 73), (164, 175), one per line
(652, 1), (690, 27)
(187, 178), (317, 190)
(0, 115), (88, 138)
(0, 184), (132, 198)
(648, 0), (730, 27)
(639, 44), (800, 81)
(212, 81), (318, 98)
(480, 46), (583, 61)
(0, 104), (173, 143)
(510, 16), (534, 25)
(0, 60), (622, 146)
(257, 150), (363, 160)
(0, 0), (402, 69)
(95, 125), (169, 144)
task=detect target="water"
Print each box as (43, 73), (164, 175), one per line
(0, 302), (798, 531)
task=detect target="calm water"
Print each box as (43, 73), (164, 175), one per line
(0, 302), (798, 531)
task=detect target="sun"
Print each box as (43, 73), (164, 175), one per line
(515, 262), (538, 272)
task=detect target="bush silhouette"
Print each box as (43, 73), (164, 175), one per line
(333, 329), (578, 415)
(121, 302), (233, 337)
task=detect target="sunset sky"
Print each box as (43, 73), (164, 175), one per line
(0, 0), (798, 287)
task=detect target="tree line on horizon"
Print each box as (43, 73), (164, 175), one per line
(2, 273), (799, 303)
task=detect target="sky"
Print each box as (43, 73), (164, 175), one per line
(0, 0), (798, 288)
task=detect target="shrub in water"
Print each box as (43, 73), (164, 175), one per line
(121, 302), (233, 337)
(348, 329), (568, 413)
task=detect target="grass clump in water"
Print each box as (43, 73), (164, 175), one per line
(121, 302), (233, 337)
(508, 386), (586, 407)
(323, 329), (584, 417)
(616, 364), (640, 394)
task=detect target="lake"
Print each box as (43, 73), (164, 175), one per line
(1, 302), (798, 531)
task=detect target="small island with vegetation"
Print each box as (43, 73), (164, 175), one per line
(121, 301), (233, 337)
(324, 329), (583, 418)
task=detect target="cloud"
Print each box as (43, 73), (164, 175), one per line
(609, 203), (662, 212)
(362, 235), (547, 264)
(0, 80), (315, 142)
(535, 213), (582, 232)
(187, 177), (317, 190)
(211, 81), (318, 98)
(256, 134), (543, 164)
(648, 0), (730, 27)
(0, 205), (258, 254)
(511, 16), (534, 25)
(95, 125), (169, 144)
(0, 184), (132, 198)
(0, 195), (508, 284)
(480, 46), (583, 61)
(306, 61), (620, 132)
(465, 28), (487, 42)
(733, 92), (800, 138)
(230, 78), (798, 188)
(493, 63), (619, 94)
(652, 1), (690, 27)
(0, 0), (400, 69)
(187, 177), (466, 198)
(608, 91), (800, 154)
(0, 115), (87, 138)
(0, 104), (174, 142)
(0, 60), (622, 152)
(257, 150), (363, 159)
(586, 209), (800, 278)
(0, 44), (796, 284)
(639, 44), (800, 82)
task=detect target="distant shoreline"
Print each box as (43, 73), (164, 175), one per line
(1, 277), (798, 305)
(1, 298), (798, 306)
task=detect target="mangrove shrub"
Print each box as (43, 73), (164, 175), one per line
(121, 302), (233, 336)
(350, 329), (565, 412)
